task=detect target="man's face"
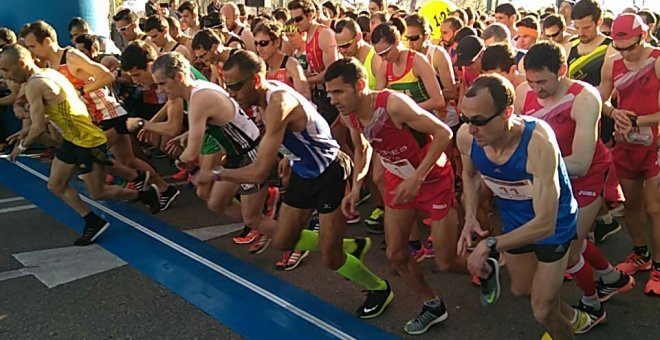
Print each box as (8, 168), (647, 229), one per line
(254, 32), (277, 60)
(181, 10), (196, 27)
(599, 23), (611, 37)
(440, 22), (455, 47)
(74, 43), (95, 59)
(574, 16), (598, 44)
(222, 66), (257, 108)
(152, 69), (182, 99)
(612, 36), (644, 62)
(126, 66), (154, 86)
(460, 88), (506, 146)
(404, 25), (425, 51)
(325, 76), (360, 115)
(146, 29), (167, 47)
(336, 28), (358, 57)
(559, 2), (573, 19)
(373, 39), (396, 63)
(290, 9), (312, 32)
(0, 54), (28, 84)
(516, 33), (536, 50)
(544, 25), (564, 43)
(23, 33), (51, 60)
(115, 19), (138, 41)
(368, 1), (380, 15)
(69, 27), (86, 46)
(494, 13), (514, 29)
(526, 67), (561, 99)
(194, 45), (220, 65)
(221, 5), (236, 29)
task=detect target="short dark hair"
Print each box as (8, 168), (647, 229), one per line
(542, 14), (566, 31)
(165, 16), (182, 30)
(237, 3), (246, 16)
(571, 0), (601, 22)
(191, 29), (222, 51)
(253, 21), (283, 42)
(455, 26), (477, 43)
(444, 16), (464, 32)
(178, 0), (198, 14)
(370, 0), (384, 11)
(287, 0), (315, 15)
(465, 74), (515, 115)
(523, 41), (566, 74)
(516, 16), (539, 30)
(452, 8), (468, 24)
(112, 9), (138, 23)
(356, 15), (370, 33)
(388, 17), (405, 35)
(152, 52), (190, 78)
(387, 4), (399, 11)
(0, 44), (33, 64)
(322, 1), (337, 17)
(371, 11), (388, 24)
(121, 40), (159, 71)
(222, 49), (265, 75)
(371, 22), (399, 45)
(273, 8), (289, 22)
(465, 7), (475, 23)
(404, 14), (431, 35)
(144, 15), (169, 32)
(0, 28), (17, 44)
(482, 22), (510, 42)
(324, 58), (366, 86)
(334, 18), (360, 35)
(638, 10), (657, 25)
(481, 43), (516, 73)
(68, 17), (90, 32)
(74, 34), (99, 52)
(495, 3), (517, 18)
(20, 20), (57, 44)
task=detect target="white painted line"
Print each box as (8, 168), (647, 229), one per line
(0, 197), (24, 204)
(14, 161), (355, 340)
(0, 268), (30, 282)
(0, 204), (36, 214)
(184, 223), (245, 241)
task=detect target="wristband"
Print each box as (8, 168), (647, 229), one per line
(17, 140), (28, 152)
(211, 166), (225, 181)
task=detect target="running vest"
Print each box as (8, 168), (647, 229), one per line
(31, 69), (107, 148)
(567, 37), (611, 86)
(265, 80), (339, 178)
(470, 117), (577, 244)
(190, 81), (260, 159)
(349, 91), (451, 182)
(225, 32), (246, 49)
(56, 48), (127, 124)
(295, 52), (308, 72)
(611, 48), (660, 149)
(266, 55), (293, 87)
(305, 25), (327, 74)
(522, 82), (611, 177)
(386, 51), (430, 103)
(363, 47), (377, 90)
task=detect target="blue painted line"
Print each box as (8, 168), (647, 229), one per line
(0, 158), (399, 340)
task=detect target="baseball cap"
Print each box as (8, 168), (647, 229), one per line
(203, 12), (226, 30)
(611, 13), (648, 41)
(455, 36), (484, 67)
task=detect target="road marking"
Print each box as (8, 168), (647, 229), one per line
(13, 160), (356, 340)
(0, 197), (24, 204)
(183, 223), (245, 241)
(0, 204), (36, 214)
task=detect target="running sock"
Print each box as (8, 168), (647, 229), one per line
(596, 265), (621, 284)
(409, 240), (422, 250)
(342, 238), (358, 254)
(423, 297), (443, 309)
(653, 262), (660, 271)
(336, 253), (387, 291)
(633, 245), (651, 260)
(581, 294), (601, 309)
(582, 240), (610, 270)
(567, 255), (597, 297)
(293, 230), (319, 251)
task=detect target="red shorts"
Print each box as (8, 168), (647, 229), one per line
(384, 171), (455, 221)
(612, 145), (660, 180)
(572, 161), (624, 208)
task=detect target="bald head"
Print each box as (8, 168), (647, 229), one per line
(0, 44), (35, 83)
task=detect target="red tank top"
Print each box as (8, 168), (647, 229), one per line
(522, 82), (611, 175)
(611, 48), (660, 148)
(305, 26), (326, 74)
(349, 91), (451, 182)
(462, 66), (479, 88)
(266, 55), (294, 87)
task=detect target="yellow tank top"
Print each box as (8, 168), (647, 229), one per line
(31, 69), (107, 148)
(364, 47), (377, 90)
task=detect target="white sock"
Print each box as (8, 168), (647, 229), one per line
(597, 265), (621, 284)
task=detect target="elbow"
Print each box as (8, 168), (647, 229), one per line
(538, 216), (557, 239)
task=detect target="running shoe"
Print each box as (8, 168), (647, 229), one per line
(424, 242), (435, 259)
(596, 271), (635, 302)
(159, 185), (181, 211)
(356, 280), (394, 319)
(263, 186), (279, 219)
(38, 147), (55, 160)
(275, 250), (310, 271)
(249, 232), (271, 254)
(364, 207), (384, 234)
(308, 211), (320, 232)
(141, 184), (161, 214)
(644, 267), (660, 296)
(594, 217), (621, 244)
(616, 251), (652, 275)
(573, 303), (606, 334)
(351, 237), (372, 262)
(409, 244), (426, 262)
(126, 171), (150, 191)
(171, 169), (189, 182)
(479, 257), (500, 306)
(233, 227), (258, 244)
(74, 219), (110, 246)
(347, 214), (361, 224)
(403, 301), (449, 335)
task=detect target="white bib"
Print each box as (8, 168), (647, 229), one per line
(381, 158), (416, 179)
(482, 175), (534, 200)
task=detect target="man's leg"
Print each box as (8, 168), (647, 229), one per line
(644, 173), (660, 295)
(430, 208), (468, 273)
(503, 250), (537, 297)
(47, 157), (93, 216)
(617, 177), (652, 274)
(205, 180), (243, 221)
(110, 132), (169, 192)
(531, 251), (574, 340)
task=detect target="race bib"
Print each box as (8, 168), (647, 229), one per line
(381, 158), (416, 179)
(279, 145), (301, 161)
(482, 175), (534, 200)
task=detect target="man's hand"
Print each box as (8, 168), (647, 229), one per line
(389, 177), (422, 205)
(8, 143), (23, 162)
(341, 189), (360, 220)
(612, 108), (635, 131)
(457, 217), (489, 257)
(137, 129), (153, 143)
(5, 129), (28, 146)
(165, 132), (188, 156)
(467, 240), (491, 279)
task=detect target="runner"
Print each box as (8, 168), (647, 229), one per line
(599, 13), (660, 296)
(218, 49), (393, 319)
(221, 2), (255, 52)
(494, 3), (518, 43)
(112, 9), (151, 44)
(326, 58), (466, 334)
(542, 14), (573, 53)
(177, 1), (201, 37)
(191, 29), (239, 86)
(144, 15), (193, 61)
(457, 74), (589, 339)
(333, 18), (382, 91)
(1, 44), (160, 245)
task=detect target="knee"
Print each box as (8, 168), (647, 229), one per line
(531, 300), (556, 325)
(433, 256), (453, 272)
(206, 196), (228, 214)
(47, 181), (64, 195)
(510, 285), (531, 297)
(645, 201), (660, 218)
(385, 245), (409, 267)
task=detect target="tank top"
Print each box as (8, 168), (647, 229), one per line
(567, 37), (611, 86)
(363, 47), (377, 90)
(349, 91), (451, 182)
(611, 48), (660, 149)
(190, 81), (260, 159)
(522, 82), (611, 177)
(266, 55), (293, 87)
(470, 117), (577, 244)
(386, 51), (430, 103)
(295, 52), (308, 72)
(265, 80), (339, 178)
(56, 48), (127, 124)
(225, 32), (246, 49)
(30, 69), (107, 148)
(160, 42), (182, 53)
(305, 25), (326, 74)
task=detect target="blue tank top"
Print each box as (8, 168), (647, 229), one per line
(470, 117), (577, 245)
(265, 81), (339, 179)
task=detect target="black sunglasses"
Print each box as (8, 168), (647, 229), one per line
(546, 31), (561, 39)
(293, 15), (305, 23)
(254, 40), (272, 47)
(225, 74), (254, 91)
(460, 110), (502, 126)
(612, 38), (641, 52)
(404, 34), (421, 42)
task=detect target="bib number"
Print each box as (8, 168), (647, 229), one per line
(381, 158), (416, 179)
(482, 175), (534, 200)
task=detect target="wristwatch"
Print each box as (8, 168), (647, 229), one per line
(629, 115), (638, 128)
(137, 119), (146, 129)
(485, 237), (498, 251)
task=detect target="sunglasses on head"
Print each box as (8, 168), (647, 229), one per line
(404, 34), (421, 42)
(254, 40), (272, 47)
(460, 110), (503, 126)
(376, 44), (393, 57)
(225, 74), (254, 91)
(612, 37), (641, 52)
(293, 15), (305, 23)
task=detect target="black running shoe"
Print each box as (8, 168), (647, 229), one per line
(574, 300), (606, 334)
(594, 218), (621, 244)
(479, 257), (501, 306)
(351, 237), (372, 262)
(356, 280), (394, 319)
(129, 171), (150, 191)
(404, 301), (449, 335)
(596, 271), (635, 302)
(159, 185), (181, 211)
(140, 184), (161, 214)
(74, 220), (110, 246)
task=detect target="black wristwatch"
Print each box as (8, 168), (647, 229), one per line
(485, 237), (498, 251)
(137, 119), (146, 129)
(629, 115), (638, 128)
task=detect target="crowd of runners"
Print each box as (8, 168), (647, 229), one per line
(0, 0), (658, 337)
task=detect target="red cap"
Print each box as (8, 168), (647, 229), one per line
(611, 13), (648, 41)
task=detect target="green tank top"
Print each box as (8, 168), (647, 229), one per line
(364, 47), (377, 90)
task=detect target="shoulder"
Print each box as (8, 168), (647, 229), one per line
(456, 123), (473, 155)
(528, 119), (560, 156)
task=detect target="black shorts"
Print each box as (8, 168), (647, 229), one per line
(284, 152), (352, 214)
(506, 240), (572, 263)
(312, 87), (340, 127)
(55, 140), (111, 174)
(99, 115), (129, 135)
(225, 153), (279, 195)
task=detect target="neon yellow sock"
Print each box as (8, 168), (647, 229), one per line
(343, 238), (357, 254)
(293, 230), (319, 251)
(336, 253), (387, 290)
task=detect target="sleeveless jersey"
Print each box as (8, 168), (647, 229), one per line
(386, 51), (430, 103)
(364, 47), (377, 90)
(295, 53), (308, 72)
(56, 48), (127, 124)
(226, 32), (246, 50)
(349, 91), (451, 182)
(611, 48), (660, 149)
(265, 80), (339, 178)
(266, 55), (293, 87)
(522, 81), (611, 177)
(305, 25), (327, 74)
(470, 117), (577, 244)
(567, 37), (611, 86)
(190, 81), (260, 159)
(31, 69), (107, 148)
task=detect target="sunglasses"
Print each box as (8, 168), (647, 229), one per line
(293, 15), (305, 23)
(117, 24), (132, 32)
(460, 110), (502, 126)
(545, 31), (561, 39)
(337, 38), (355, 49)
(254, 40), (272, 47)
(376, 44), (393, 57)
(404, 35), (421, 42)
(612, 38), (641, 52)
(225, 74), (254, 91)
